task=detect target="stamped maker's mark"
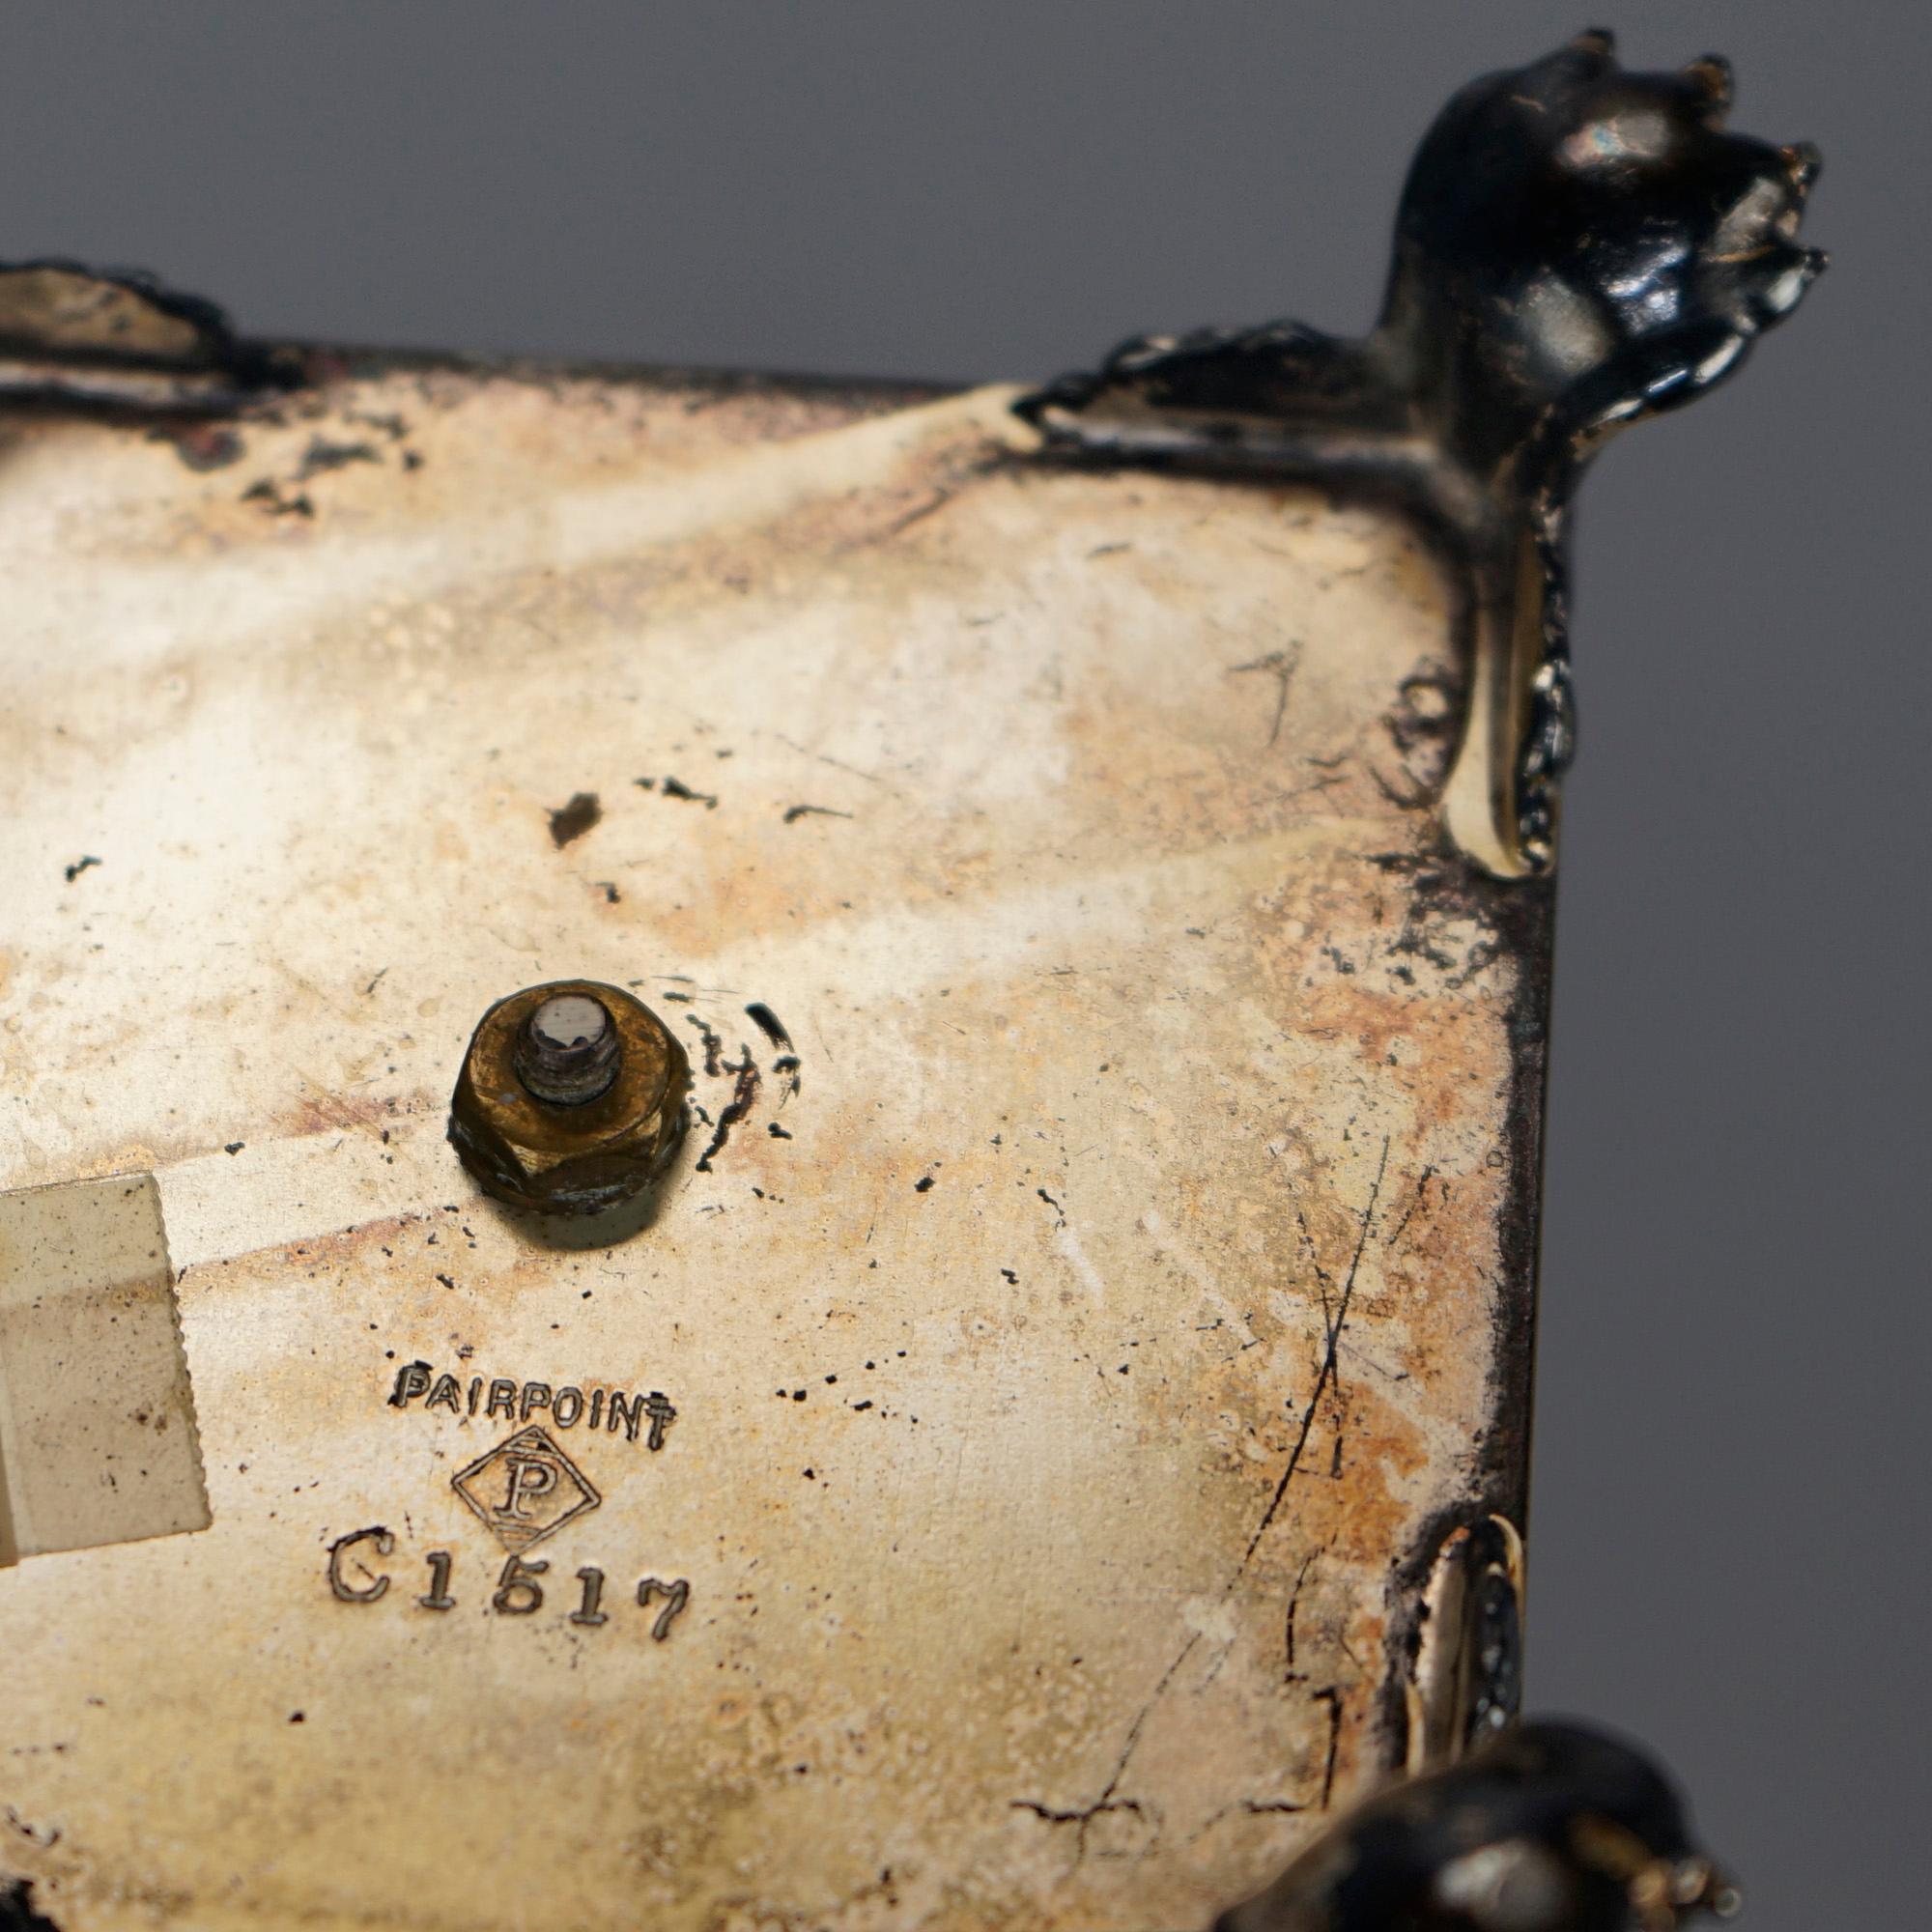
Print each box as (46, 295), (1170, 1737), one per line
(451, 1426), (600, 1552)
(336, 1365), (691, 1632)
(386, 1360), (676, 1449)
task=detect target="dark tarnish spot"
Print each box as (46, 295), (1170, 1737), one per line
(62, 855), (100, 883)
(659, 775), (718, 809)
(294, 436), (381, 481)
(241, 477), (313, 518)
(0, 1876), (62, 1930)
(695, 1050), (760, 1174)
(747, 1003), (802, 1102)
(745, 1004), (792, 1054)
(153, 422), (244, 471)
(547, 792), (602, 847)
(782, 803), (853, 824)
(685, 1014), (725, 1079)
(344, 409), (409, 443)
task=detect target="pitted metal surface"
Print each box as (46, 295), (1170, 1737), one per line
(0, 355), (1547, 1932)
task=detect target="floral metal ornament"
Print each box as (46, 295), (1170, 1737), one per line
(1019, 31), (1825, 876)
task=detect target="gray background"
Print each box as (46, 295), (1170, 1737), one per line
(3, 4), (1923, 1926)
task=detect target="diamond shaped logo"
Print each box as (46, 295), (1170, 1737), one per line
(451, 1426), (600, 1551)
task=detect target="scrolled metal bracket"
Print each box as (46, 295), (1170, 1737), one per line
(1017, 31), (1824, 877)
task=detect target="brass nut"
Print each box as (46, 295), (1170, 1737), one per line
(448, 980), (690, 1217)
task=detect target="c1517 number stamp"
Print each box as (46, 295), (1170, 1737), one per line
(327, 1526), (691, 1639)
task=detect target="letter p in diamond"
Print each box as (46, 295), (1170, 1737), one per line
(452, 1426), (600, 1551)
